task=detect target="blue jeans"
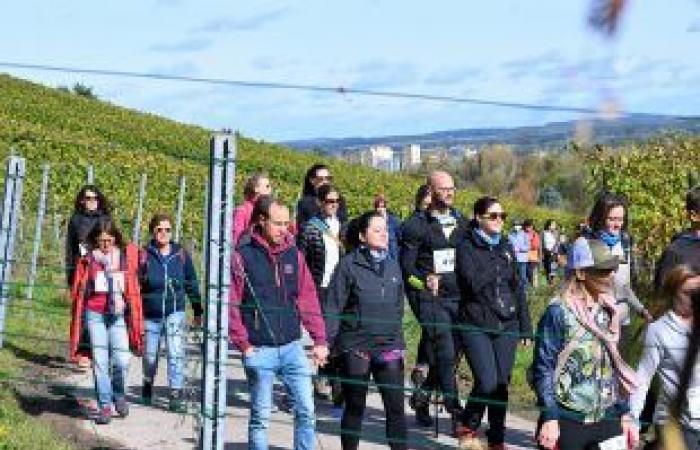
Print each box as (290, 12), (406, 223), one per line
(85, 310), (131, 408)
(143, 311), (186, 390)
(243, 340), (316, 450)
(517, 262), (529, 287)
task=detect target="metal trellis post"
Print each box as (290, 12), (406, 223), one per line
(0, 156), (26, 348)
(200, 132), (235, 450)
(175, 175), (186, 243)
(26, 163), (49, 301)
(132, 173), (147, 244)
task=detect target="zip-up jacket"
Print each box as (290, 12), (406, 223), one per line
(139, 241), (202, 320)
(297, 216), (345, 289)
(325, 247), (405, 354)
(65, 210), (110, 285)
(456, 227), (532, 334)
(232, 199), (255, 247)
(400, 208), (466, 300)
(228, 232), (327, 352)
(655, 230), (700, 291)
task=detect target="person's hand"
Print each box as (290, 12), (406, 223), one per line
(538, 420), (559, 450)
(641, 309), (653, 324)
(312, 345), (329, 367)
(243, 346), (256, 358)
(426, 274), (440, 296)
(622, 414), (640, 449)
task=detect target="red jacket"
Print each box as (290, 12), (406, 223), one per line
(228, 231), (326, 352)
(232, 199), (255, 247)
(69, 243), (144, 361)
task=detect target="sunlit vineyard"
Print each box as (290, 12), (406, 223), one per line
(580, 135), (700, 263)
(0, 74), (573, 244)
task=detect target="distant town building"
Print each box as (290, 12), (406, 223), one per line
(368, 145), (396, 171)
(402, 144), (421, 169)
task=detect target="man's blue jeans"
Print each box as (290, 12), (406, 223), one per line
(143, 311), (186, 390)
(243, 339), (316, 450)
(85, 310), (131, 408)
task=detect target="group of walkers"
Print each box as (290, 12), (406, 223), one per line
(64, 164), (700, 450)
(67, 186), (202, 424)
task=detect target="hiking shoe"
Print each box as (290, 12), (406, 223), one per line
(94, 406), (112, 425)
(169, 389), (186, 413)
(142, 381), (153, 405)
(414, 404), (434, 428)
(114, 398), (129, 418)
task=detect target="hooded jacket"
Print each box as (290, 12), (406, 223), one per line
(139, 241), (202, 320)
(457, 227), (532, 334)
(655, 230), (700, 291)
(232, 199), (255, 247)
(228, 231), (327, 352)
(630, 311), (699, 431)
(69, 243), (144, 361)
(325, 246), (405, 354)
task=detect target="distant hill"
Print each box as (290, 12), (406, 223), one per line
(284, 115), (700, 153)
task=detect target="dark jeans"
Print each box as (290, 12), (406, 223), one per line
(543, 250), (556, 281)
(460, 322), (519, 445)
(340, 352), (407, 450)
(536, 417), (623, 450)
(416, 297), (461, 412)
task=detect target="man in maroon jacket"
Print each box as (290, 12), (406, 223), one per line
(229, 199), (328, 450)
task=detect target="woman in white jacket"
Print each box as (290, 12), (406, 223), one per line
(630, 264), (700, 450)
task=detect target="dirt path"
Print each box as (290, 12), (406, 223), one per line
(61, 340), (538, 450)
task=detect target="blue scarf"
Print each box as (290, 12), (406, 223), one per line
(597, 230), (621, 249)
(369, 248), (388, 262)
(477, 228), (501, 247)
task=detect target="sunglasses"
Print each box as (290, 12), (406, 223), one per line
(316, 175), (333, 181)
(324, 198), (340, 204)
(156, 227), (172, 233)
(483, 212), (508, 221)
(84, 195), (99, 201)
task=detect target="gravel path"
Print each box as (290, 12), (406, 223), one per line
(62, 342), (537, 450)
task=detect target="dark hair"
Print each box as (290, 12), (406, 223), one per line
(544, 219), (555, 231)
(414, 184), (430, 211)
(687, 185), (700, 213)
(672, 288), (700, 417)
(87, 217), (125, 250)
(588, 191), (628, 232)
(316, 184), (339, 202)
(148, 213), (173, 235)
(73, 185), (112, 214)
(473, 196), (500, 217)
(345, 211), (384, 249)
(302, 163), (330, 196)
(243, 172), (269, 200)
(251, 195), (274, 224)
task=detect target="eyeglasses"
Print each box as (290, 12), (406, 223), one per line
(156, 227), (172, 233)
(483, 212), (508, 221)
(98, 238), (114, 244)
(84, 195), (98, 201)
(324, 198), (340, 204)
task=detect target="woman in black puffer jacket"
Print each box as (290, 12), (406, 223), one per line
(455, 196), (532, 450)
(325, 211), (407, 450)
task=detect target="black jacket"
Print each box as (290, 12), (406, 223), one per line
(297, 216), (345, 289)
(456, 227), (532, 335)
(296, 194), (348, 228)
(65, 210), (110, 286)
(325, 247), (405, 354)
(655, 230), (700, 291)
(400, 208), (467, 300)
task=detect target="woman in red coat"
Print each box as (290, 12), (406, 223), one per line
(69, 217), (143, 425)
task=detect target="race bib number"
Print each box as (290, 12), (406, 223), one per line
(94, 271), (125, 293)
(598, 435), (626, 450)
(433, 249), (455, 274)
(688, 386), (700, 418)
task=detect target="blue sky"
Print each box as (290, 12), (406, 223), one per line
(1, 0), (698, 141)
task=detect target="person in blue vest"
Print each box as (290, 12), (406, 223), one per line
(229, 199), (329, 450)
(139, 213), (202, 412)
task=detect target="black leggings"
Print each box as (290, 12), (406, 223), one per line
(340, 352), (407, 450)
(460, 324), (519, 444)
(537, 417), (622, 450)
(417, 298), (461, 412)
